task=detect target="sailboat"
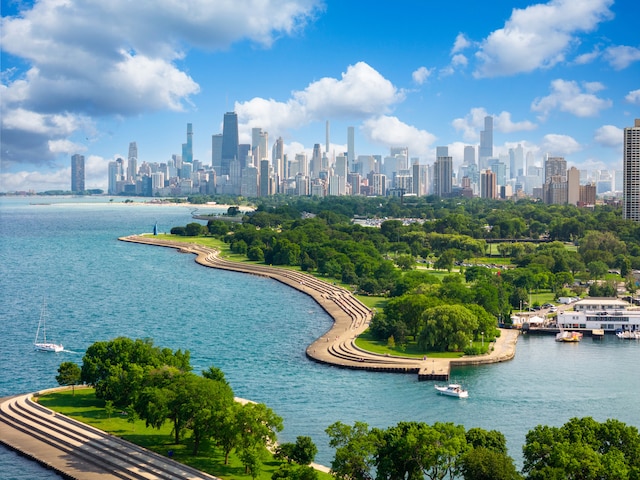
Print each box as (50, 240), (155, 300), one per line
(34, 297), (63, 353)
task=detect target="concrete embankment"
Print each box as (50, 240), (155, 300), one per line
(0, 386), (219, 480)
(119, 235), (519, 380)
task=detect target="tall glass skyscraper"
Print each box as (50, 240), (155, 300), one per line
(71, 154), (85, 192)
(623, 119), (640, 221)
(221, 112), (239, 176)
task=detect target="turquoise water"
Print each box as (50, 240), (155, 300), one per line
(1, 197), (638, 478)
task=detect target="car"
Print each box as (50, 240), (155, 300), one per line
(543, 303), (554, 308)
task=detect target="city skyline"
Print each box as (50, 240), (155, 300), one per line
(1, 0), (639, 192)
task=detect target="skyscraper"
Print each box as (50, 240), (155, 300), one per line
(182, 123), (193, 164)
(71, 154), (85, 192)
(545, 156), (567, 183)
(479, 116), (493, 170)
(433, 155), (452, 197)
(463, 145), (476, 165)
(347, 126), (355, 170)
(623, 119), (640, 221)
(221, 112), (239, 176)
(127, 141), (137, 182)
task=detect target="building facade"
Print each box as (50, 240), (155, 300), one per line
(71, 154), (85, 192)
(623, 119), (640, 221)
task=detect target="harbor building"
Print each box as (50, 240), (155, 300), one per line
(557, 298), (640, 334)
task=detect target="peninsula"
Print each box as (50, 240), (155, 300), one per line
(119, 235), (519, 380)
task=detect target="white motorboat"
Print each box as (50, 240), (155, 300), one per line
(434, 384), (468, 398)
(34, 297), (63, 353)
(555, 331), (583, 342)
(616, 330), (640, 340)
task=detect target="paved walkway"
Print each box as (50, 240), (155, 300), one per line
(119, 236), (520, 379)
(0, 388), (219, 479)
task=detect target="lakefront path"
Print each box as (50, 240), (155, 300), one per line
(119, 235), (519, 380)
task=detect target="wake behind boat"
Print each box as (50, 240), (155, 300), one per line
(435, 384), (468, 398)
(34, 297), (63, 353)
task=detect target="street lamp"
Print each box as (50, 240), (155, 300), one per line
(481, 331), (484, 347)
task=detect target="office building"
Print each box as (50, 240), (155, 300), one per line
(71, 154), (85, 192)
(545, 156), (567, 183)
(567, 166), (580, 205)
(221, 112), (239, 176)
(623, 119), (640, 221)
(480, 170), (497, 199)
(463, 146), (476, 166)
(433, 155), (452, 197)
(212, 133), (223, 172)
(347, 126), (355, 169)
(182, 123), (193, 165)
(479, 116), (493, 169)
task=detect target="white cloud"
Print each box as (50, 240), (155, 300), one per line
(594, 125), (623, 148)
(361, 116), (436, 157)
(412, 66), (434, 85)
(473, 0), (614, 77)
(451, 33), (471, 54)
(626, 89), (640, 105)
(573, 47), (601, 65)
(236, 62), (404, 140)
(603, 45), (640, 70)
(540, 133), (582, 155)
(452, 107), (536, 141)
(451, 54), (468, 68)
(531, 79), (612, 119)
(0, 0), (323, 167)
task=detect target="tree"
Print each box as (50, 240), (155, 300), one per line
(522, 417), (640, 480)
(326, 421), (376, 480)
(587, 260), (609, 280)
(276, 436), (317, 465)
(56, 361), (82, 395)
(272, 464), (319, 480)
(418, 305), (478, 352)
(459, 447), (521, 480)
(236, 402), (283, 476)
(185, 222), (204, 236)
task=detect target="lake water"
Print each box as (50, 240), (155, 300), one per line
(1, 196), (638, 478)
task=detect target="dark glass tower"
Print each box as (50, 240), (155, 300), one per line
(221, 112), (239, 176)
(71, 154), (85, 192)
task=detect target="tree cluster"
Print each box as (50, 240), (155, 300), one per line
(78, 337), (285, 477)
(327, 417), (640, 480)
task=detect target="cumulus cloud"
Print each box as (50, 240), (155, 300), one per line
(540, 133), (582, 155)
(473, 0), (614, 77)
(594, 125), (623, 148)
(0, 0), (323, 168)
(626, 89), (640, 105)
(452, 33), (471, 54)
(452, 107), (536, 141)
(531, 79), (612, 119)
(236, 62), (404, 139)
(362, 116), (436, 157)
(603, 45), (640, 70)
(412, 66), (434, 85)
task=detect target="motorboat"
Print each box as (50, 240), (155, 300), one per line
(616, 330), (640, 340)
(434, 384), (468, 398)
(555, 331), (583, 342)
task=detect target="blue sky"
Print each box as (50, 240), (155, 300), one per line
(1, 0), (639, 192)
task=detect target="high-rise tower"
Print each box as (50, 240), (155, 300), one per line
(623, 119), (640, 221)
(479, 116), (493, 170)
(182, 123), (193, 164)
(221, 112), (239, 176)
(71, 154), (85, 192)
(347, 126), (355, 171)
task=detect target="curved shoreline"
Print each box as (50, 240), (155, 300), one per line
(119, 235), (519, 379)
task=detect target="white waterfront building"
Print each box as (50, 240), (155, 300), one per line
(557, 298), (640, 333)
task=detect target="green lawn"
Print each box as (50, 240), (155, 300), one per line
(37, 389), (332, 480)
(354, 330), (465, 359)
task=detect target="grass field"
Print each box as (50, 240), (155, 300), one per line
(38, 388), (332, 480)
